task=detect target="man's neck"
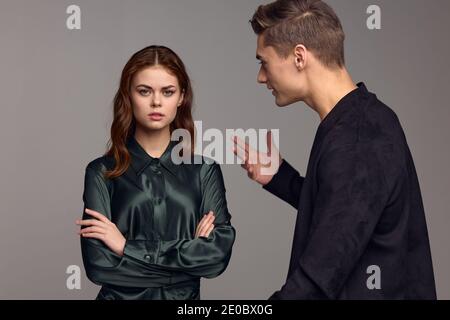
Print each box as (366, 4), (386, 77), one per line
(305, 67), (358, 121)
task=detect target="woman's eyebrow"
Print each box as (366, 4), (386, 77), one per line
(136, 84), (176, 89)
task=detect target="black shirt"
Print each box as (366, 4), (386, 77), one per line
(264, 82), (436, 299)
(80, 137), (236, 299)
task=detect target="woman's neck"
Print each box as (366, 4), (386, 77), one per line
(134, 126), (171, 159)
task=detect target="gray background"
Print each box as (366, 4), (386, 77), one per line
(1, 0), (449, 299)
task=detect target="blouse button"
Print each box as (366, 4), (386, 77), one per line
(144, 254), (153, 262)
(150, 159), (161, 167)
(151, 167), (162, 175)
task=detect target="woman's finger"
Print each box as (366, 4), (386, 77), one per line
(204, 223), (215, 238)
(80, 232), (105, 240)
(79, 226), (105, 234)
(76, 219), (106, 228)
(200, 215), (215, 237)
(84, 208), (110, 223)
(197, 213), (215, 237)
(195, 213), (209, 237)
(196, 215), (211, 237)
(197, 212), (211, 228)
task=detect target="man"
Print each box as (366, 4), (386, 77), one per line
(233, 0), (436, 299)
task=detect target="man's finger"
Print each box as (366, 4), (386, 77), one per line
(233, 136), (251, 157)
(267, 130), (273, 156)
(233, 146), (247, 162)
(233, 141), (249, 164)
(235, 136), (260, 165)
(240, 163), (250, 171)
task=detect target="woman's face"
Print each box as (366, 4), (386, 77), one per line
(130, 65), (184, 133)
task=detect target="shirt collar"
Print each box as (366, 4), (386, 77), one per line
(316, 82), (370, 142)
(126, 135), (180, 176)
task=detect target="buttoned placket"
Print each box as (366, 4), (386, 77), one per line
(124, 139), (180, 266)
(148, 158), (164, 246)
(134, 157), (166, 264)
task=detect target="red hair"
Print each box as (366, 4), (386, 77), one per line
(104, 45), (195, 179)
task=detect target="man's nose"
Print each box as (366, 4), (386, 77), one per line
(257, 67), (267, 84)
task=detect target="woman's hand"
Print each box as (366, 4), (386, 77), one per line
(195, 211), (215, 238)
(232, 130), (282, 186)
(76, 208), (126, 257)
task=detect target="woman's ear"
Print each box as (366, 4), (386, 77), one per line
(178, 90), (185, 107)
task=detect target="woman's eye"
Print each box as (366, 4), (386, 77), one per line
(163, 91), (175, 97)
(139, 89), (150, 96)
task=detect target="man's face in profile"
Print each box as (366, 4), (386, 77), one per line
(256, 34), (303, 107)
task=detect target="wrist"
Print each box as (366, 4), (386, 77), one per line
(117, 237), (126, 257)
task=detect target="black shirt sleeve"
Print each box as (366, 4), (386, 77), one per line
(263, 159), (305, 209)
(271, 143), (390, 299)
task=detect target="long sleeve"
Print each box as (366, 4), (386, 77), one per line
(123, 162), (236, 278)
(80, 166), (193, 288)
(270, 144), (390, 299)
(263, 159), (305, 209)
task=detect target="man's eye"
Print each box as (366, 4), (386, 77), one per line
(163, 91), (175, 97)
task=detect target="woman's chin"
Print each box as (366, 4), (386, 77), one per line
(137, 122), (169, 132)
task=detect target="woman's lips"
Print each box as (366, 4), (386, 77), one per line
(148, 113), (164, 121)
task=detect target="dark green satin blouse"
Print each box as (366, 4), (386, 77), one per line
(80, 136), (236, 300)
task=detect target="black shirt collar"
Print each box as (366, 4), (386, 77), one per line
(316, 82), (370, 142)
(126, 135), (179, 176)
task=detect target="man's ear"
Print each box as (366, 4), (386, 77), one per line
(178, 90), (185, 107)
(294, 44), (307, 70)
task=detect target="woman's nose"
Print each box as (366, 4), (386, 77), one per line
(151, 93), (161, 107)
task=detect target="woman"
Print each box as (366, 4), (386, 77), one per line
(75, 45), (236, 300)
